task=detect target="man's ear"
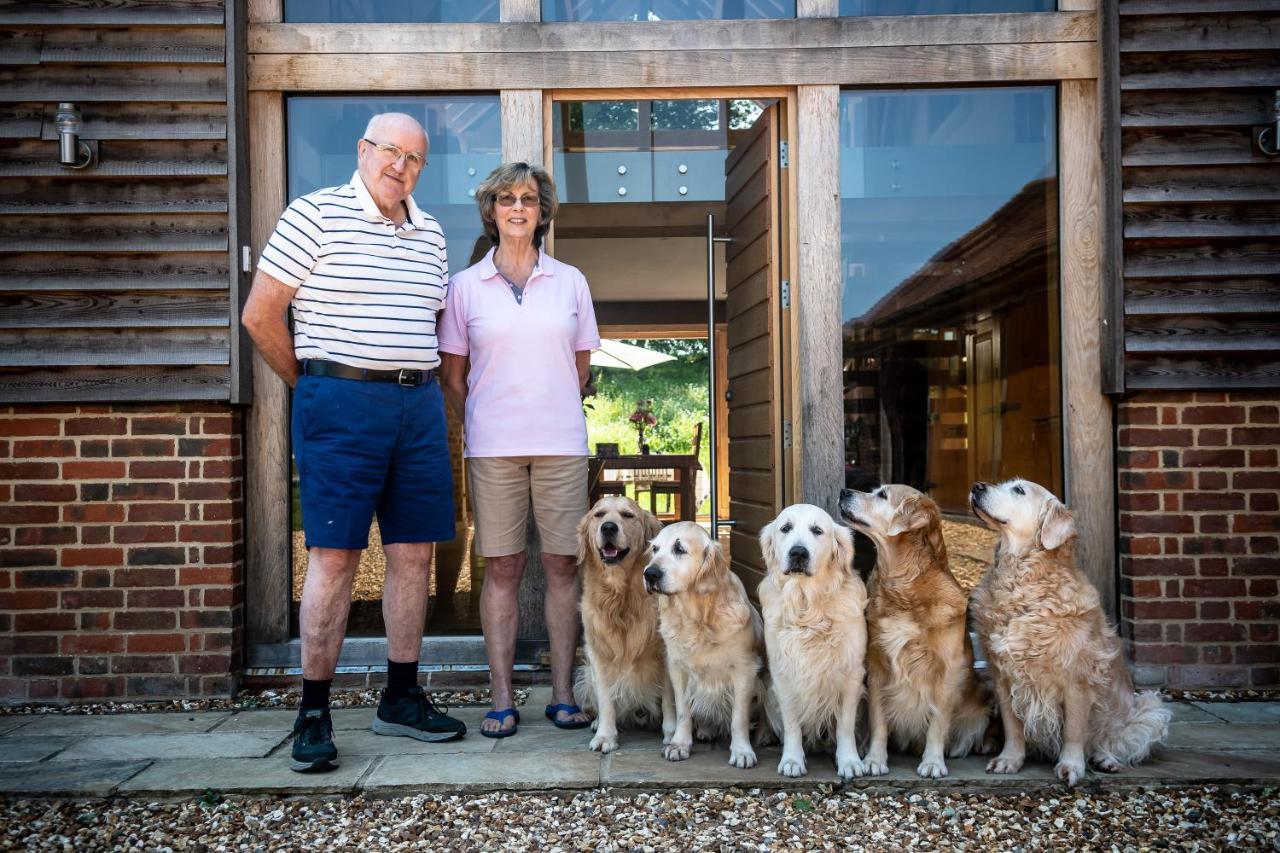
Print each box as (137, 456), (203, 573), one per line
(1038, 498), (1077, 552)
(694, 538), (728, 595)
(759, 519), (778, 575)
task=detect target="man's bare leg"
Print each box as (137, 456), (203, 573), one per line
(300, 547), (361, 679)
(383, 542), (433, 662)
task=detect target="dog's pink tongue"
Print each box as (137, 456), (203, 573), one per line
(602, 547), (619, 558)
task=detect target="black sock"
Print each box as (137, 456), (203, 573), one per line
(300, 678), (332, 713)
(386, 659), (419, 701)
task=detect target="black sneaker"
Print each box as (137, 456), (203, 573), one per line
(290, 708), (338, 772)
(372, 686), (467, 742)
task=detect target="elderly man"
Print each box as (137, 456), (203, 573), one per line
(242, 112), (466, 773)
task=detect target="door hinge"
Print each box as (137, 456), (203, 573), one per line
(241, 245), (253, 273)
(780, 279), (791, 309)
(782, 419), (793, 450)
(779, 140), (789, 169)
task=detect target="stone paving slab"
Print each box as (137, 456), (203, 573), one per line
(1122, 748), (1280, 784)
(0, 719), (33, 737)
(363, 751), (602, 794)
(1164, 722), (1280, 751)
(0, 761), (150, 798)
(492, 722), (595, 752)
(0, 736), (77, 762)
(119, 757), (376, 797)
(53, 732), (286, 762)
(335, 729), (498, 757)
(1189, 701), (1280, 724)
(13, 712), (231, 737)
(1164, 702), (1227, 724)
(603, 743), (841, 789)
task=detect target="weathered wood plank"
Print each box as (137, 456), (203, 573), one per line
(501, 89), (543, 165)
(726, 336), (771, 380)
(0, 1), (224, 26)
(1123, 127), (1277, 167)
(0, 30), (42, 65)
(38, 26), (226, 63)
(0, 64), (227, 102)
(1120, 0), (1280, 13)
(0, 328), (229, 366)
(500, 0), (540, 22)
(0, 139), (228, 178)
(729, 470), (775, 504)
(1120, 12), (1280, 53)
(0, 215), (228, 253)
(0, 103), (43, 138)
(250, 42), (1097, 90)
(0, 365), (230, 403)
(727, 402), (771, 441)
(0, 177), (228, 215)
(0, 291), (229, 329)
(1126, 356), (1280, 389)
(1126, 315), (1280, 352)
(729, 437), (772, 469)
(728, 366), (773, 408)
(1124, 203), (1280, 239)
(726, 268), (768, 321)
(1124, 165), (1280, 203)
(250, 13), (1096, 55)
(0, 253), (228, 291)
(556, 201), (724, 238)
(1120, 50), (1280, 90)
(33, 103), (228, 141)
(226, 0), (252, 404)
(1121, 89), (1278, 128)
(1124, 241), (1280, 278)
(726, 232), (770, 290)
(1125, 278), (1280, 315)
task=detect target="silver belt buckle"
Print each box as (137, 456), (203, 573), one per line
(397, 368), (420, 386)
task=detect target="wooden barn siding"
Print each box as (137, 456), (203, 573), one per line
(1113, 0), (1280, 390)
(0, 0), (242, 403)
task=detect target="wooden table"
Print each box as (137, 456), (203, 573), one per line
(590, 454), (702, 522)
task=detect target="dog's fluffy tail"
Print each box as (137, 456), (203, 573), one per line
(1092, 690), (1170, 767)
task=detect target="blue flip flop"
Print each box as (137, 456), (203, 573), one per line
(545, 703), (591, 730)
(481, 707), (520, 739)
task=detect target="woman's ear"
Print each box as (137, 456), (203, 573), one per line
(694, 538), (728, 595)
(759, 519), (778, 576)
(833, 523), (856, 576)
(1038, 498), (1077, 552)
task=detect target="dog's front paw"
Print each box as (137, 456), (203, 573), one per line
(589, 732), (619, 754)
(1091, 754), (1122, 773)
(916, 757), (948, 779)
(1055, 758), (1086, 787)
(661, 724), (676, 746)
(863, 749), (889, 776)
(663, 741), (691, 762)
(836, 756), (867, 780)
(777, 752), (807, 778)
(986, 753), (1024, 775)
(728, 743), (757, 769)
(590, 718), (599, 733)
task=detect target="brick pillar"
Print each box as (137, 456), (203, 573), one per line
(1117, 392), (1280, 689)
(0, 404), (245, 701)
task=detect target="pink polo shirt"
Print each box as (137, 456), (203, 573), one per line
(437, 248), (600, 458)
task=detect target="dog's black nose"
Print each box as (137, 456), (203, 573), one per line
(601, 521), (618, 537)
(972, 482), (988, 494)
(643, 566), (662, 584)
(788, 545), (809, 562)
(839, 488), (854, 502)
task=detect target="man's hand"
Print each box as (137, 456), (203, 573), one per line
(241, 271), (300, 387)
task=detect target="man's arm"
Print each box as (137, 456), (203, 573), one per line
(439, 352), (468, 419)
(576, 350), (596, 398)
(241, 271), (300, 388)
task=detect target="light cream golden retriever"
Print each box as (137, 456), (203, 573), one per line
(575, 496), (673, 753)
(970, 478), (1170, 786)
(758, 503), (869, 780)
(643, 521), (768, 768)
(839, 485), (996, 779)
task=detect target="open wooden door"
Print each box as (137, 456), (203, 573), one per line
(723, 103), (782, 595)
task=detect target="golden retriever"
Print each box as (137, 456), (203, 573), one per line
(575, 496), (673, 753)
(643, 521), (768, 768)
(969, 478), (1170, 786)
(758, 503), (869, 780)
(839, 485), (995, 778)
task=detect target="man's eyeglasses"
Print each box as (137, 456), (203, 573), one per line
(362, 138), (426, 171)
(496, 193), (540, 208)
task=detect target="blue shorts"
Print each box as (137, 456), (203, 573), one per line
(291, 374), (455, 549)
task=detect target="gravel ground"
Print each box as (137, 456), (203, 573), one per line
(1, 787), (1276, 851)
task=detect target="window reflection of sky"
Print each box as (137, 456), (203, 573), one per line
(839, 87), (1056, 322)
(284, 0), (499, 22)
(287, 96), (502, 275)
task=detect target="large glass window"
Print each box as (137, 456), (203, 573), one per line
(284, 0), (498, 22)
(543, 1), (794, 21)
(839, 0), (1052, 14)
(840, 87), (1061, 525)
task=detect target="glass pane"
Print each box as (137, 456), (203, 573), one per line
(286, 96), (500, 636)
(284, 0), (499, 22)
(839, 0), (1052, 15)
(543, 0), (794, 21)
(839, 87), (1061, 546)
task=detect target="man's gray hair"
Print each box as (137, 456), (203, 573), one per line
(362, 112), (428, 147)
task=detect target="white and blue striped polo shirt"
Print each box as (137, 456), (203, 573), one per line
(257, 170), (448, 371)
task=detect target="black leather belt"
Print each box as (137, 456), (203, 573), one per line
(302, 359), (435, 387)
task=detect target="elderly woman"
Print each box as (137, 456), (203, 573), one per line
(438, 162), (599, 738)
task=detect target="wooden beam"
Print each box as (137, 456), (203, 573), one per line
(247, 0), (281, 24)
(245, 90), (291, 646)
(227, 0), (252, 404)
(1100, 0), (1125, 394)
(500, 0), (541, 22)
(1060, 79), (1117, 618)
(250, 13), (1096, 54)
(796, 85), (843, 518)
(501, 89), (543, 166)
(251, 42), (1096, 91)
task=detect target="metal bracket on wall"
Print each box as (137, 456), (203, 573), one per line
(1253, 90), (1279, 157)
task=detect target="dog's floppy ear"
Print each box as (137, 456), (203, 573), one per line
(887, 493), (932, 538)
(694, 536), (729, 595)
(1038, 497), (1077, 551)
(833, 522), (856, 576)
(575, 507), (594, 567)
(759, 518), (778, 575)
(641, 507), (664, 542)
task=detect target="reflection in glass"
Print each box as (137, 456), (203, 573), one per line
(284, 0), (499, 22)
(839, 87), (1061, 515)
(286, 96), (500, 637)
(553, 99), (767, 203)
(839, 0), (1051, 14)
(543, 0), (794, 21)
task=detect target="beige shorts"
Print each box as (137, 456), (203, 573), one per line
(466, 455), (588, 558)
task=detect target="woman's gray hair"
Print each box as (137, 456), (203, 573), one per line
(475, 162), (558, 250)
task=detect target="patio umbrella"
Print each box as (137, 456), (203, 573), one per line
(590, 339), (677, 371)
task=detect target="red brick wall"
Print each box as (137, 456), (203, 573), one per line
(0, 404), (245, 701)
(1118, 391), (1280, 689)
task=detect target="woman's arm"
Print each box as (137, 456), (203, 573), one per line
(439, 352), (468, 418)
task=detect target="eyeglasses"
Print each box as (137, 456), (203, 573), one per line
(362, 138), (426, 171)
(496, 193), (540, 208)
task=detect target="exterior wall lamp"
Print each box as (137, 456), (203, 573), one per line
(1254, 91), (1279, 157)
(54, 102), (96, 169)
